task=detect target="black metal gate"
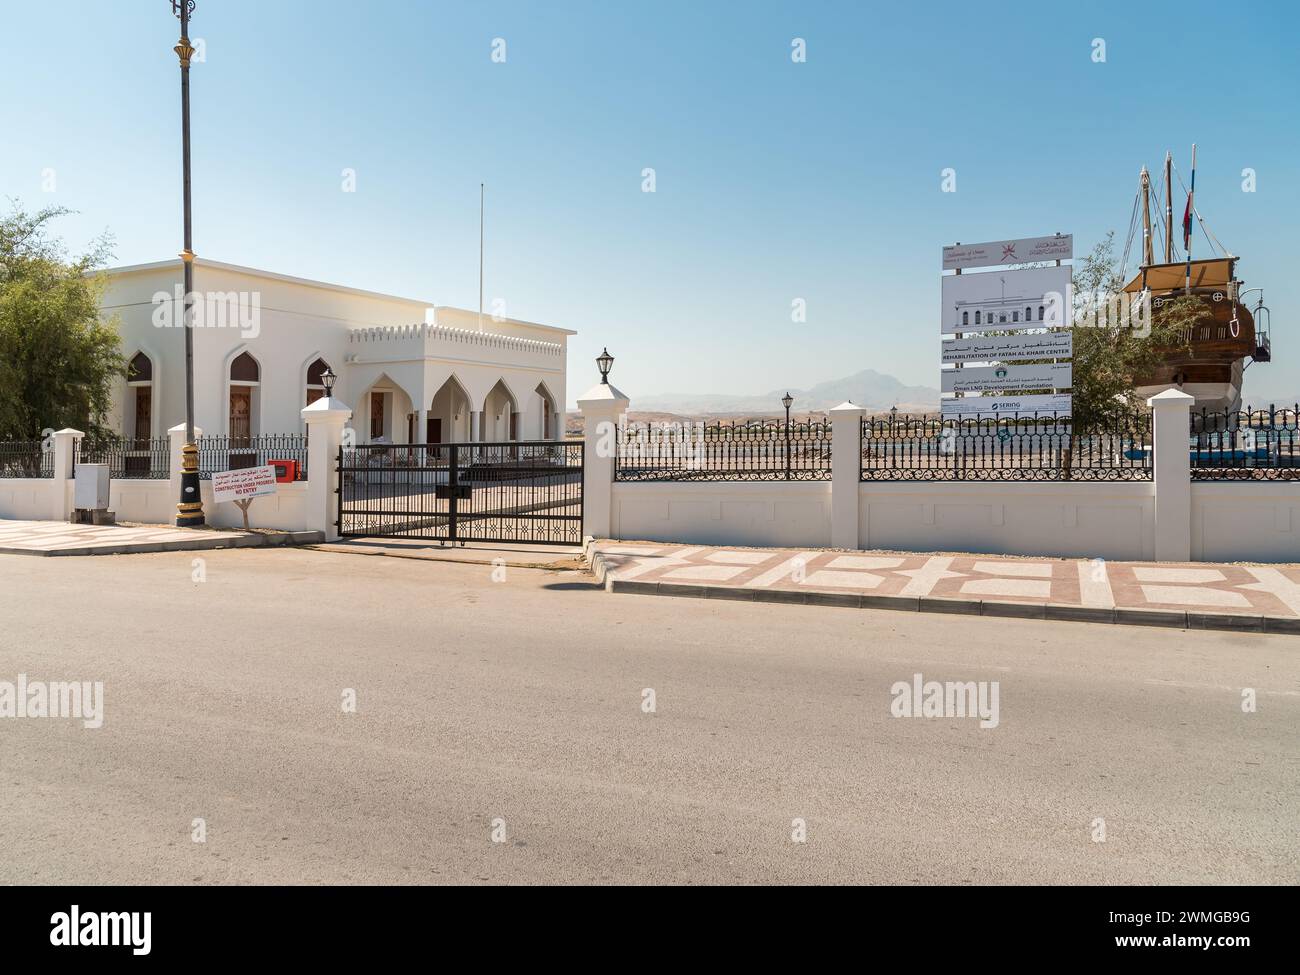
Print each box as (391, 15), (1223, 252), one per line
(337, 440), (584, 545)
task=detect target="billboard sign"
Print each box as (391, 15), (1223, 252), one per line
(942, 234), (1073, 271)
(940, 265), (1071, 335)
(941, 331), (1073, 364)
(941, 362), (1071, 394)
(940, 393), (1072, 416)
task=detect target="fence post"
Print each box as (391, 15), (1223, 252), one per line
(577, 380), (629, 541)
(302, 395), (352, 542)
(830, 401), (865, 549)
(52, 428), (82, 521)
(1148, 388), (1194, 561)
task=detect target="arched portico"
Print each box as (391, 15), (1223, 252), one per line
(426, 374), (473, 444)
(534, 381), (559, 440)
(482, 379), (520, 441)
(355, 372), (415, 444)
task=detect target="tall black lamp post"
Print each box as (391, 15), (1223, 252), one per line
(172, 0), (204, 526)
(781, 391), (794, 480)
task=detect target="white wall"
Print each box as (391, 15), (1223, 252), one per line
(1192, 482), (1300, 562)
(859, 482), (1155, 560)
(2, 477), (308, 532)
(611, 482), (832, 548)
(0, 480), (66, 521)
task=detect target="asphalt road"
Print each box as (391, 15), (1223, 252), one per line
(0, 547), (1295, 885)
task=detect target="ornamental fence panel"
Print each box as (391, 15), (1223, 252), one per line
(197, 433), (308, 481)
(0, 441), (53, 478)
(615, 420), (832, 481)
(859, 411), (1154, 481)
(75, 437), (170, 479)
(1189, 405), (1299, 481)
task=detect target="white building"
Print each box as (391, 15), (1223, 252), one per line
(100, 259), (571, 445)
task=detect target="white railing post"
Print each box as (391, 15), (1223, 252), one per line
(302, 395), (352, 542)
(1148, 388), (1194, 561)
(829, 401), (865, 549)
(52, 428), (82, 520)
(577, 381), (629, 541)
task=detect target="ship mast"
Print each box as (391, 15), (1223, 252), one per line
(1163, 151), (1173, 264)
(1140, 166), (1153, 268)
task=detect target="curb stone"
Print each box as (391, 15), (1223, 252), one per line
(601, 575), (1293, 634)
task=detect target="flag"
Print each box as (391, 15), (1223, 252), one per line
(1182, 190), (1193, 248)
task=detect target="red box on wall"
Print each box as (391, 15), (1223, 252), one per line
(268, 459), (298, 483)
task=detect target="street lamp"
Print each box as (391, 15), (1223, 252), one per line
(172, 0), (204, 527)
(320, 366), (336, 398)
(781, 392), (793, 480)
(596, 348), (614, 384)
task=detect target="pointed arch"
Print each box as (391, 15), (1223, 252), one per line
(428, 373), (474, 444)
(355, 370), (416, 444)
(124, 346), (161, 441)
(534, 380), (559, 440)
(222, 344), (264, 440)
(483, 378), (520, 441)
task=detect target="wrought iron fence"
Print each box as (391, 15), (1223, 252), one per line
(860, 411), (1154, 481)
(615, 420), (832, 481)
(338, 441), (583, 544)
(197, 433), (308, 480)
(75, 437), (170, 479)
(1190, 405), (1300, 480)
(0, 441), (53, 478)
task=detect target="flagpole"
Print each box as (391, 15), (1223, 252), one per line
(1184, 143), (1196, 294)
(478, 182), (484, 332)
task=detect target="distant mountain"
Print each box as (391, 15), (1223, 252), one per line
(636, 369), (940, 414)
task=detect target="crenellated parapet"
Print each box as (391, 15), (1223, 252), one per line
(347, 323), (564, 358)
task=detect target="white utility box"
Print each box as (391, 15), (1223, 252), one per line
(74, 463), (111, 510)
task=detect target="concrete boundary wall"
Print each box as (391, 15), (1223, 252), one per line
(580, 385), (1300, 565)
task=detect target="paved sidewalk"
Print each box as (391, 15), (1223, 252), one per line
(588, 541), (1300, 633)
(0, 519), (319, 556)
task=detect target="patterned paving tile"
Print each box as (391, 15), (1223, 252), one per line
(594, 541), (1300, 619)
(0, 519), (243, 552)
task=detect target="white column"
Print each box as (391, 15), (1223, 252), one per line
(577, 381), (629, 540)
(829, 401), (865, 550)
(52, 428), (82, 521)
(1149, 388), (1193, 562)
(302, 395), (353, 542)
(168, 422), (202, 519)
(417, 408), (428, 445)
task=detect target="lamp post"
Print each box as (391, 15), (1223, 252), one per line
(172, 0), (204, 526)
(596, 347), (614, 384)
(781, 391), (794, 480)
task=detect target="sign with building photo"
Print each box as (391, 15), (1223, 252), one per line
(211, 464), (278, 504)
(941, 331), (1073, 364)
(940, 265), (1071, 335)
(940, 393), (1073, 416)
(942, 234), (1072, 271)
(942, 362), (1072, 394)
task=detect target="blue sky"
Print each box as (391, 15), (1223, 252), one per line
(2, 0), (1297, 405)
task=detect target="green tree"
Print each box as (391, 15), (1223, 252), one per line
(0, 204), (123, 441)
(1069, 231), (1199, 430)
